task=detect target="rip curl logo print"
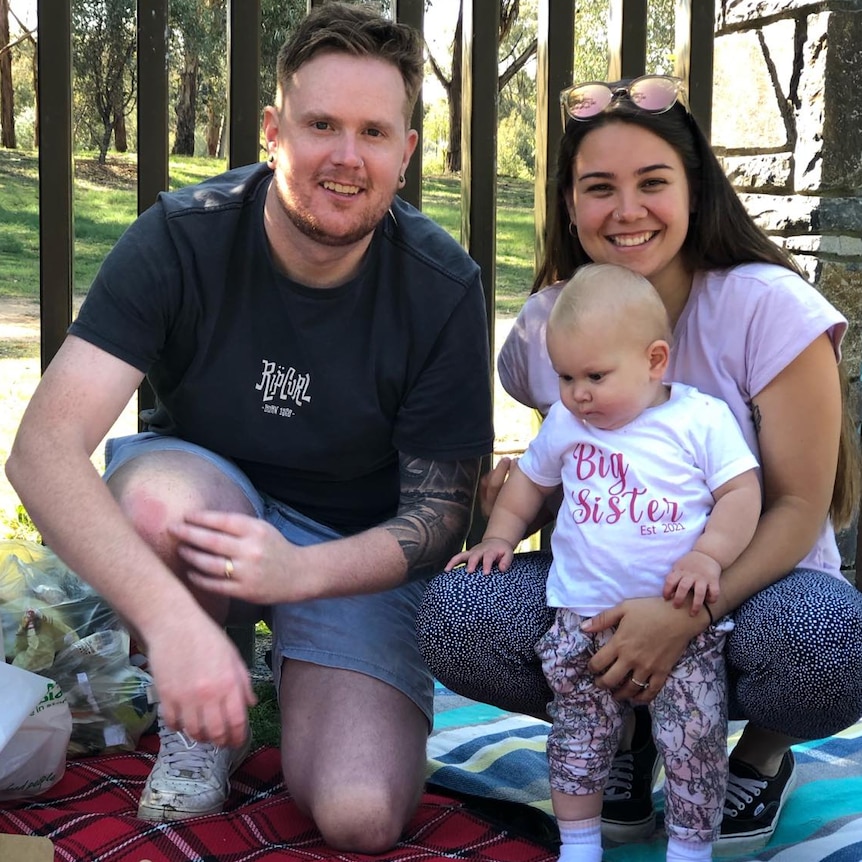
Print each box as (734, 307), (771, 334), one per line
(255, 359), (312, 418)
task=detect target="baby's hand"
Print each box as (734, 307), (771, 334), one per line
(663, 550), (721, 615)
(445, 537), (515, 574)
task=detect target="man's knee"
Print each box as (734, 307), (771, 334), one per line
(307, 784), (415, 853)
(111, 482), (175, 546)
(108, 455), (194, 539)
(107, 450), (256, 544)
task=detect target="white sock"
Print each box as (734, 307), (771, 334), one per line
(557, 816), (602, 862)
(666, 836), (713, 862)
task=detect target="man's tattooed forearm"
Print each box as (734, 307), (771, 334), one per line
(385, 455), (480, 577)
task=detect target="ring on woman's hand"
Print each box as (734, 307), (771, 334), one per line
(224, 557), (234, 579)
(630, 677), (649, 690)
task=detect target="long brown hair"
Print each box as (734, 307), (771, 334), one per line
(536, 94), (860, 528)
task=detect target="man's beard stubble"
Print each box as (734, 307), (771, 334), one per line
(273, 175), (394, 248)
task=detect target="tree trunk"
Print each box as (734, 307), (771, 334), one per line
(113, 110), (128, 152)
(216, 114), (226, 159)
(173, 52), (198, 156)
(446, 10), (463, 173)
(99, 122), (112, 164)
(30, 35), (37, 147)
(0, 0), (17, 149)
(427, 1), (536, 174)
(205, 103), (221, 157)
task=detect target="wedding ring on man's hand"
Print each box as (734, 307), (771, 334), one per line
(630, 677), (650, 690)
(224, 557), (234, 579)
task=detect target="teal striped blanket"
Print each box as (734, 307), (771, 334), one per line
(427, 683), (862, 861)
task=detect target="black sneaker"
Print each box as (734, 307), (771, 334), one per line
(601, 710), (662, 843)
(716, 750), (797, 855)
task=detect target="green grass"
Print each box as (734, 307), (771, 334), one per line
(246, 621), (280, 747)
(422, 175), (537, 317)
(0, 151), (40, 295)
(0, 149), (227, 299)
(0, 503), (42, 543)
(0, 149), (536, 315)
(250, 679), (281, 748)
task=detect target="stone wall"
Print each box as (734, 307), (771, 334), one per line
(712, 1), (862, 566)
(712, 1), (862, 384)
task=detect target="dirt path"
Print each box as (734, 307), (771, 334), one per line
(0, 297), (139, 530)
(0, 296), (40, 355)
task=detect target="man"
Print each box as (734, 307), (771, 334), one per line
(6, 4), (493, 852)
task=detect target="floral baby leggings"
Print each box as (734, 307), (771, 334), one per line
(536, 607), (733, 844)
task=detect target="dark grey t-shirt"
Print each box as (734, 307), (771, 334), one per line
(71, 163), (493, 534)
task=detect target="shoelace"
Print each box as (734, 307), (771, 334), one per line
(604, 751), (635, 799)
(723, 772), (767, 816)
(158, 723), (220, 779)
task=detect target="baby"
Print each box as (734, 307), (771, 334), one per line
(448, 263), (761, 862)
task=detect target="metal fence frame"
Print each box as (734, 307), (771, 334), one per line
(31, 0), (714, 657)
(35, 0), (713, 378)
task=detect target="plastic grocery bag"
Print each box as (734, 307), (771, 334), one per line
(49, 628), (156, 757)
(0, 662), (72, 800)
(0, 540), (116, 667)
(0, 539), (156, 758)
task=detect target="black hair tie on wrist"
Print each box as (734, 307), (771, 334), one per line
(704, 603), (715, 625)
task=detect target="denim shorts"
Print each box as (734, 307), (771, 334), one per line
(104, 432), (434, 724)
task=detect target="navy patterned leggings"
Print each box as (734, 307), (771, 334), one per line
(415, 552), (862, 740)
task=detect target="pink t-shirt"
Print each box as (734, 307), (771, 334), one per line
(498, 263), (847, 575)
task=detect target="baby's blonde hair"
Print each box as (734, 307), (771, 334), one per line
(548, 263), (672, 347)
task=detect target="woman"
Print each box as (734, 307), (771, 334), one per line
(416, 75), (862, 855)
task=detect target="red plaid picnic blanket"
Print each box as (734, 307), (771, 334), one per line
(0, 735), (556, 862)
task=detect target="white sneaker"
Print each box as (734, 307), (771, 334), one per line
(137, 712), (251, 821)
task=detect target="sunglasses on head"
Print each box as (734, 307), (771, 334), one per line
(559, 74), (689, 127)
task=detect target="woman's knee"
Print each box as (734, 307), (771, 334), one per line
(416, 554), (555, 716)
(728, 570), (862, 737)
(729, 570), (862, 670)
(416, 551), (553, 646)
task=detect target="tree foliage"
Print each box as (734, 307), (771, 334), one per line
(168, 0), (228, 156)
(571, 0), (675, 81)
(259, 0), (306, 110)
(423, 0), (676, 177)
(426, 0), (538, 173)
(4, 6), (37, 149)
(8, 0), (675, 171)
(166, 0), (304, 158)
(498, 0), (538, 175)
(71, 0), (137, 163)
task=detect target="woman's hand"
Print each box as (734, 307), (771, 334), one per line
(479, 456), (561, 537)
(581, 596), (710, 702)
(479, 457), (513, 519)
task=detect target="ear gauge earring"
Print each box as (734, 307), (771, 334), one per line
(267, 153), (275, 165)
(398, 174), (405, 184)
